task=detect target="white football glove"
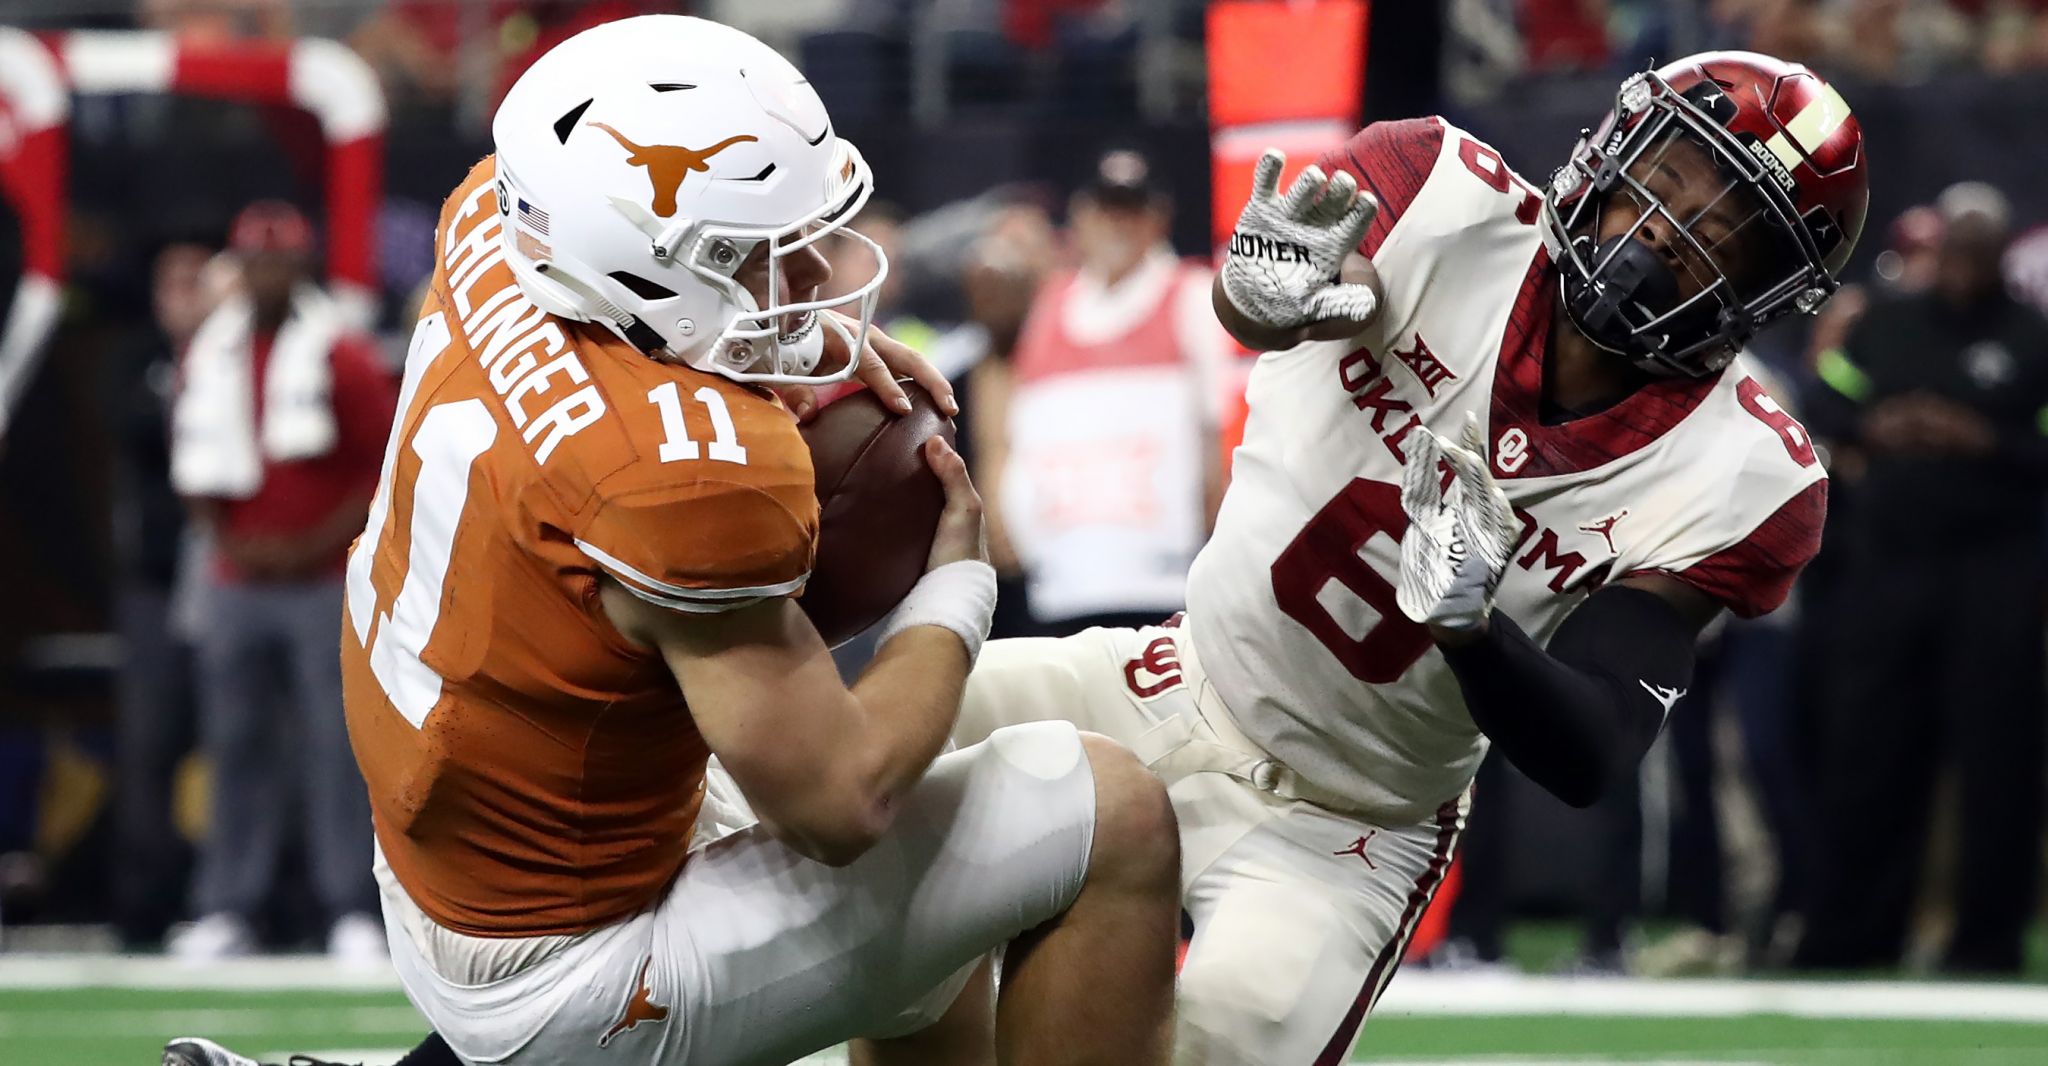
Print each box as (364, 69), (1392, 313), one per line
(1219, 149), (1381, 332)
(1397, 414), (1521, 632)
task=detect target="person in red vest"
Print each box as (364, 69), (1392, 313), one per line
(990, 148), (1236, 636)
(167, 201), (397, 964)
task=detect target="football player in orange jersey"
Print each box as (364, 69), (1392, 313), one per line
(165, 14), (1177, 1066)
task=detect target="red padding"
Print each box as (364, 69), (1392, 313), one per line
(325, 135), (384, 290)
(173, 43), (293, 101)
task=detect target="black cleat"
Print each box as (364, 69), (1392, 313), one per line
(162, 1037), (359, 1066)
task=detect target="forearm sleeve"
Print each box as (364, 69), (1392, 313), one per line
(1437, 585), (1698, 808)
(1994, 426), (2048, 480)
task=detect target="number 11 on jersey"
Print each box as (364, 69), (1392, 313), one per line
(649, 381), (748, 465)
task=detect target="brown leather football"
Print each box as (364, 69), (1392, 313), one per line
(799, 382), (953, 647)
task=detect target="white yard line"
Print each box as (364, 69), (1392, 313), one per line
(5, 956), (2048, 1026)
(0, 954), (400, 991)
(1361, 1061), (1771, 1066)
(1376, 972), (2048, 1024)
(0, 1005), (424, 1039)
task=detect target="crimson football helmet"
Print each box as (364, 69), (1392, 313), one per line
(1543, 51), (1870, 377)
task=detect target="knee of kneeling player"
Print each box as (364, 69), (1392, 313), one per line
(1176, 948), (1305, 1054)
(1076, 733), (1178, 888)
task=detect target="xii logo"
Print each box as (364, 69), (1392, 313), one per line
(1391, 334), (1457, 398)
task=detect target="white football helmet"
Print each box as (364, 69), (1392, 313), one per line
(491, 15), (884, 383)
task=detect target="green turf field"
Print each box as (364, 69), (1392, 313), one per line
(6, 984), (2048, 1066)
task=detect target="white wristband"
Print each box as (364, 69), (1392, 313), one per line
(875, 559), (999, 664)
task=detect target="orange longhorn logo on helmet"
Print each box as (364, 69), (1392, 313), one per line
(588, 122), (758, 218)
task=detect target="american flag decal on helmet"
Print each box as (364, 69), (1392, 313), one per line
(518, 198), (551, 236)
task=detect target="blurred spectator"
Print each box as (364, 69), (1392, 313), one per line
(1831, 0), (1975, 80)
(166, 202), (394, 964)
(108, 241), (217, 948)
(1802, 206), (1941, 450)
(349, 0), (671, 105)
(988, 148), (1233, 635)
(949, 199), (1061, 637)
(1703, 1), (1830, 63)
(1004, 0), (1108, 51)
(1521, 0), (1612, 71)
(2002, 220), (2048, 318)
(1799, 183), (2048, 975)
(1874, 206), (1945, 295)
(138, 0), (293, 41)
(705, 0), (849, 57)
(1954, 0), (2048, 72)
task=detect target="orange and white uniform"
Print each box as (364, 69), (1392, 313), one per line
(344, 157), (817, 940)
(347, 159), (1099, 1066)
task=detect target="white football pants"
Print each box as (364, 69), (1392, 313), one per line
(377, 721), (1097, 1066)
(956, 623), (1465, 1066)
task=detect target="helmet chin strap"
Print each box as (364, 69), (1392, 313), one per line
(780, 313), (830, 374)
(535, 262), (670, 355)
(710, 308), (843, 378)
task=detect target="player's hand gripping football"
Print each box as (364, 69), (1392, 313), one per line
(1396, 414), (1520, 639)
(1219, 149), (1383, 337)
(921, 435), (989, 571)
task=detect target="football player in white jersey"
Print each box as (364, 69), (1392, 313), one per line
(953, 50), (1867, 1063)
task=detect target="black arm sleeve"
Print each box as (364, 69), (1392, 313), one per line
(1992, 427), (2048, 481)
(1437, 585), (1700, 808)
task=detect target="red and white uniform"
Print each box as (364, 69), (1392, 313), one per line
(958, 117), (1824, 1065)
(1190, 117), (1826, 822)
(1002, 248), (1235, 621)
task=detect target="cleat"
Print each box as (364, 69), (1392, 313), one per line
(162, 1038), (358, 1066)
(163, 1038), (261, 1066)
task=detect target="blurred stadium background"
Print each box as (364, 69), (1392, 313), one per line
(3, 1), (2048, 1064)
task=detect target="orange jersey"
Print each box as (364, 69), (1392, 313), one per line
(343, 158), (819, 937)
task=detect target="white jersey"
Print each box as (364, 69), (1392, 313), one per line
(1186, 118), (1828, 823)
(1003, 249), (1233, 622)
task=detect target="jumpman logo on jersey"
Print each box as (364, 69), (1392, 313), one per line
(1333, 831), (1380, 870)
(1579, 509), (1629, 554)
(588, 122), (759, 217)
(1639, 680), (1687, 719)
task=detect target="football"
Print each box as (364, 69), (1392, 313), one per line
(799, 382), (954, 647)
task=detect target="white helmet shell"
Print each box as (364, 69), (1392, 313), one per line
(491, 15), (883, 383)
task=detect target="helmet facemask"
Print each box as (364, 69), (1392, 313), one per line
(679, 185), (887, 384)
(1545, 71), (1835, 377)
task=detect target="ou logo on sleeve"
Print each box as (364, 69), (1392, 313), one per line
(1494, 426), (1530, 474)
